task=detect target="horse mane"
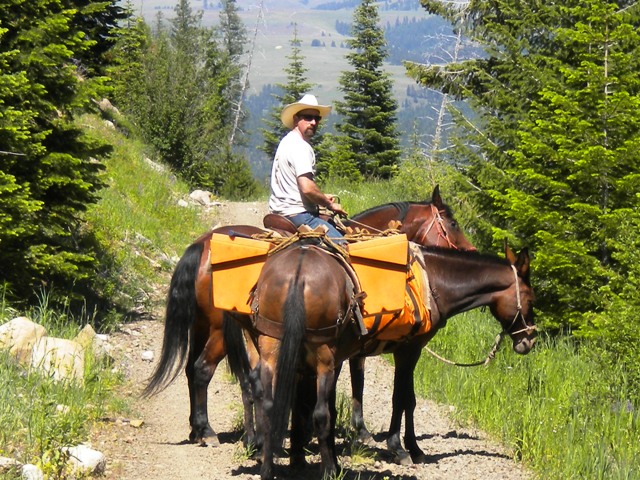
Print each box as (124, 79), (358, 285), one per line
(420, 245), (510, 266)
(352, 200), (443, 223)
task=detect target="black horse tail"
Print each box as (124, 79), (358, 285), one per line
(270, 277), (306, 448)
(142, 241), (203, 397)
(223, 312), (251, 383)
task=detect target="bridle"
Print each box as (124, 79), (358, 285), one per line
(414, 204), (463, 249)
(506, 265), (537, 337)
(346, 203), (469, 249)
(425, 263), (536, 367)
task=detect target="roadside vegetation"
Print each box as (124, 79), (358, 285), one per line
(2, 0), (640, 478)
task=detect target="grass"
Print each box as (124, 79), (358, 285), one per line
(413, 309), (640, 480)
(0, 294), (125, 478)
(80, 114), (224, 328)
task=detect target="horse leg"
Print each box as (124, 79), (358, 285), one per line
(398, 343), (427, 463)
(187, 319), (224, 446)
(386, 344), (423, 465)
(243, 333), (261, 450)
(222, 313), (259, 450)
(349, 355), (373, 443)
(248, 362), (264, 458)
(290, 372), (315, 470)
(257, 337), (278, 480)
(313, 345), (339, 478)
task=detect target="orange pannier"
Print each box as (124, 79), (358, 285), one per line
(348, 234), (409, 315)
(362, 252), (431, 340)
(210, 233), (273, 314)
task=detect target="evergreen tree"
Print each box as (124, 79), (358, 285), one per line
(0, 0), (115, 300)
(408, 0), (640, 334)
(217, 0), (248, 145)
(322, 0), (401, 179)
(112, 0), (254, 193)
(259, 26), (315, 161)
(108, 1), (150, 118)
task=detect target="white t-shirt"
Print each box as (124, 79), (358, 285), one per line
(268, 130), (318, 215)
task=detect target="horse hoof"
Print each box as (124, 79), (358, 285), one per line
(200, 434), (220, 447)
(395, 452), (413, 466)
(411, 453), (427, 464)
(355, 429), (374, 445)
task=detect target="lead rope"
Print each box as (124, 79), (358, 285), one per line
(424, 265), (530, 367)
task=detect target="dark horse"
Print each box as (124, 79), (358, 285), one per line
(142, 186), (475, 448)
(247, 243), (536, 479)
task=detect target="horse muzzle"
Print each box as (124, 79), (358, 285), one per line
(512, 334), (536, 354)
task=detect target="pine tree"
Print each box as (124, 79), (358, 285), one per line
(108, 1), (150, 117)
(259, 26), (315, 161)
(217, 0), (248, 146)
(0, 0), (115, 300)
(322, 0), (401, 179)
(112, 0), (254, 193)
(408, 0), (640, 333)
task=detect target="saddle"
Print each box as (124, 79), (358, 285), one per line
(263, 212), (339, 235)
(263, 213), (297, 233)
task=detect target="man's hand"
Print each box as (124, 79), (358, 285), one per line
(327, 198), (348, 217)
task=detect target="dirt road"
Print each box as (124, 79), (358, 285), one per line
(90, 201), (532, 480)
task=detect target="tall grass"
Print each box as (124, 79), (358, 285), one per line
(414, 310), (639, 479)
(0, 290), (124, 478)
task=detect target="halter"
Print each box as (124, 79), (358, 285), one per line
(425, 263), (536, 367)
(506, 265), (537, 337)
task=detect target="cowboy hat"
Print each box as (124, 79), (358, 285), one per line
(280, 94), (332, 129)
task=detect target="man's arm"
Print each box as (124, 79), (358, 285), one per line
(297, 173), (348, 216)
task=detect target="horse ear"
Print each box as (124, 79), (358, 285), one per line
(431, 184), (442, 207)
(504, 239), (517, 264)
(516, 247), (530, 280)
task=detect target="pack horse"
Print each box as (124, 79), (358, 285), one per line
(245, 241), (536, 479)
(143, 187), (475, 450)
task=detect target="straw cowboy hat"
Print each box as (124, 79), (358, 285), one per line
(280, 94), (332, 129)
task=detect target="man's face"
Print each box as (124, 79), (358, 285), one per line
(294, 109), (322, 141)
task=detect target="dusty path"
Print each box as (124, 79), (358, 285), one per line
(91, 201), (533, 480)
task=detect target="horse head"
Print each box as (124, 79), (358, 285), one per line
(404, 185), (476, 251)
(492, 243), (537, 354)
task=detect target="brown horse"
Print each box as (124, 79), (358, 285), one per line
(247, 243), (536, 479)
(143, 186), (474, 449)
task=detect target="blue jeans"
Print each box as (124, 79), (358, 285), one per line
(287, 212), (346, 245)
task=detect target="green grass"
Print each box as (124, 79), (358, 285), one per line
(0, 297), (124, 478)
(79, 114), (224, 326)
(413, 310), (640, 480)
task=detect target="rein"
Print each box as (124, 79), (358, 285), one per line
(425, 263), (536, 367)
(347, 204), (457, 248)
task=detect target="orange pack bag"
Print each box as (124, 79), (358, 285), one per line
(362, 247), (431, 341)
(348, 234), (409, 315)
(210, 233), (273, 314)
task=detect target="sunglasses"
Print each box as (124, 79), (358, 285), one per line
(298, 114), (322, 123)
